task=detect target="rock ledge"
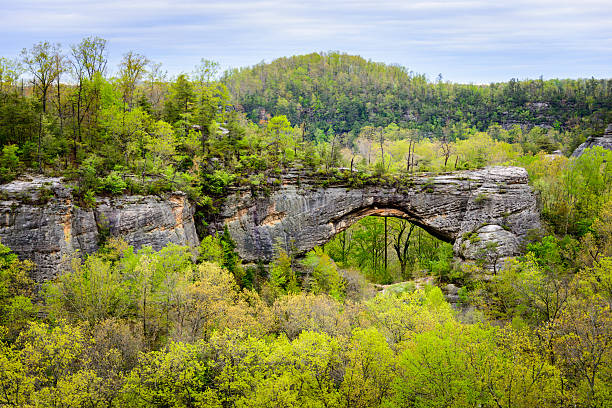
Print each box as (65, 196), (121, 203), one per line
(0, 176), (198, 281)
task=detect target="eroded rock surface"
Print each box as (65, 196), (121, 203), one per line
(215, 166), (541, 265)
(572, 124), (612, 157)
(0, 176), (198, 281)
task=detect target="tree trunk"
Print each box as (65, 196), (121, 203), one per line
(384, 217), (388, 272)
(37, 111), (43, 173)
(56, 77), (63, 144)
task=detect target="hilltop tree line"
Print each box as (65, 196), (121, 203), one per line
(223, 52), (612, 137)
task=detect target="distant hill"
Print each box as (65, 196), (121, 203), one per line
(223, 52), (612, 137)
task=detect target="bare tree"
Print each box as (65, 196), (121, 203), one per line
(378, 126), (385, 170)
(392, 220), (416, 278)
(193, 58), (220, 86)
(52, 51), (68, 147)
(146, 61), (167, 113)
(357, 126), (378, 165)
(438, 134), (454, 168)
(405, 131), (418, 173)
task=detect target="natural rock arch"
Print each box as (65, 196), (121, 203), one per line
(215, 166), (541, 265)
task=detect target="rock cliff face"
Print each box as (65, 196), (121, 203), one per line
(0, 176), (199, 281)
(0, 167), (542, 280)
(216, 166), (541, 265)
(572, 124), (612, 157)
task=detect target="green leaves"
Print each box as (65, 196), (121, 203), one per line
(303, 247), (345, 301)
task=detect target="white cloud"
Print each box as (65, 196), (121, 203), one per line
(1, 0), (610, 81)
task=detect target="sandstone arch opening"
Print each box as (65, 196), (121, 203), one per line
(330, 205), (455, 245)
(321, 214), (453, 285)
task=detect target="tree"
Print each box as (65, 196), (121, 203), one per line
(268, 249), (298, 297)
(121, 341), (216, 407)
(266, 115), (292, 165)
(145, 61), (167, 114)
(302, 247), (345, 301)
(21, 41), (61, 114)
(118, 51), (149, 110)
(391, 219), (415, 278)
(51, 47), (68, 143)
(0, 243), (35, 339)
(437, 133), (454, 168)
(69, 36), (108, 162)
(70, 36), (107, 80)
(550, 259), (612, 406)
(163, 74), (194, 124)
(341, 327), (395, 408)
(193, 58), (220, 85)
(0, 57), (22, 94)
(21, 41), (62, 171)
(491, 251), (570, 325)
(349, 217), (390, 283)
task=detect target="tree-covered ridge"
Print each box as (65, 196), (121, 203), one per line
(224, 52), (612, 136)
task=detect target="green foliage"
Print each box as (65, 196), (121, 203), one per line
(0, 243), (35, 338)
(524, 147), (612, 236)
(202, 169), (235, 196)
(197, 234), (225, 264)
(224, 52), (612, 135)
(428, 243), (455, 282)
(99, 170), (127, 195)
(325, 217), (457, 284)
(0, 144), (20, 182)
(303, 247), (345, 300)
(121, 341), (215, 407)
(82, 189), (96, 207)
(393, 323), (559, 408)
(219, 226), (240, 278)
(268, 249), (298, 296)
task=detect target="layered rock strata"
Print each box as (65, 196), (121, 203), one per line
(216, 166), (541, 265)
(0, 176), (198, 281)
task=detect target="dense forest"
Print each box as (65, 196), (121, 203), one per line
(0, 38), (611, 407)
(224, 52), (612, 137)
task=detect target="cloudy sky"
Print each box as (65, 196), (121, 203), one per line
(1, 0), (611, 83)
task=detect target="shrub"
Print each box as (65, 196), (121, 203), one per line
(82, 190), (97, 208)
(202, 170), (235, 196)
(302, 248), (345, 301)
(474, 192), (489, 204)
(0, 145), (21, 183)
(268, 249), (299, 297)
(100, 171), (127, 195)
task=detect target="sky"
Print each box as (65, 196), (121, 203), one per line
(1, 0), (611, 83)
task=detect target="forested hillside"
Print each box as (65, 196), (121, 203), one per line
(224, 52), (612, 137)
(0, 38), (611, 407)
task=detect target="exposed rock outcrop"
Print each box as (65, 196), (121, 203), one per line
(572, 124), (612, 157)
(0, 176), (198, 281)
(215, 166), (541, 265)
